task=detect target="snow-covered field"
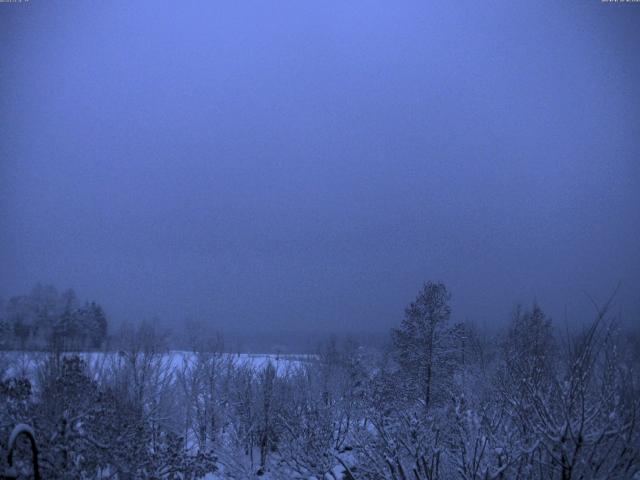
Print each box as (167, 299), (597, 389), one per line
(0, 350), (312, 383)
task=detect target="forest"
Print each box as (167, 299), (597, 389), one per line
(1, 282), (638, 479)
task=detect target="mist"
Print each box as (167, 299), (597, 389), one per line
(3, 2), (640, 479)
(2, 1), (639, 337)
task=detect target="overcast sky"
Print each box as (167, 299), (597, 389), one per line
(1, 1), (639, 334)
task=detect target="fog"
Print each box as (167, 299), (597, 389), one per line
(2, 1), (639, 337)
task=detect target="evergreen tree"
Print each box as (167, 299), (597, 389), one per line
(392, 281), (453, 410)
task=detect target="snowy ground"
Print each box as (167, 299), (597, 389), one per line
(0, 350), (313, 383)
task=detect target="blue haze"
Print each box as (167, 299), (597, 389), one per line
(1, 1), (639, 335)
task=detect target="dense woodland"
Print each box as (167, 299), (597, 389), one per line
(1, 282), (639, 479)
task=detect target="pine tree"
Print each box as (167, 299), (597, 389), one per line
(392, 281), (452, 410)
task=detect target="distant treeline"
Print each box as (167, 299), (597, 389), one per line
(1, 283), (389, 354)
(0, 284), (108, 350)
